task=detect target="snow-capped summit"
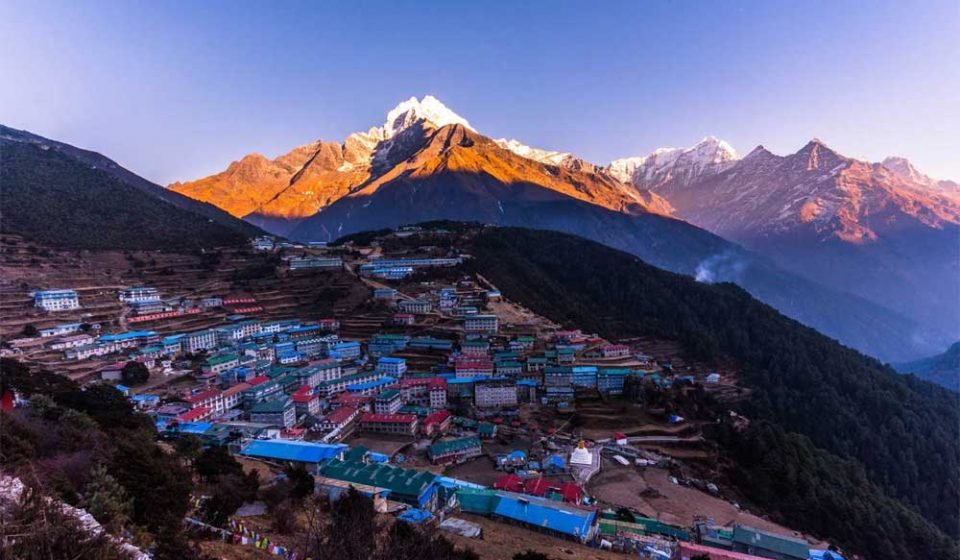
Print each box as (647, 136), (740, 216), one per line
(380, 95), (473, 139)
(608, 136), (740, 189)
(341, 95), (474, 171)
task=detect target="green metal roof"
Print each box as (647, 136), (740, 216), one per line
(733, 525), (809, 558)
(206, 353), (239, 366)
(318, 459), (437, 500)
(429, 436), (481, 457)
(398, 405), (431, 417)
(343, 446), (369, 462)
(250, 398), (292, 414)
(456, 488), (499, 514)
(377, 389), (401, 401)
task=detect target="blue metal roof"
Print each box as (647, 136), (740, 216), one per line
(546, 454), (565, 467)
(397, 508), (432, 524)
(492, 491), (595, 539)
(100, 330), (156, 342)
(241, 439), (348, 463)
(378, 357), (406, 364)
(810, 551), (845, 560)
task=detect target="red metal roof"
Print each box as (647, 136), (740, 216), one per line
(176, 406), (211, 422)
(291, 386), (317, 403)
(506, 477), (584, 504)
(423, 409), (452, 426)
(246, 375), (270, 386)
(185, 388), (221, 404)
(455, 357), (494, 370)
(397, 376), (448, 389)
(493, 474), (526, 493)
(323, 405), (358, 425)
(221, 382), (251, 397)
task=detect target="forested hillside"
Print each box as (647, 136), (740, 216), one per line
(465, 226), (960, 557)
(0, 359), (192, 557)
(0, 140), (254, 250)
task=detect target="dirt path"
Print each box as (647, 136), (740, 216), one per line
(588, 462), (825, 546)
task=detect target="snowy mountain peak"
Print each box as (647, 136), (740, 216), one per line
(381, 95), (472, 139)
(607, 137), (740, 187)
(696, 135), (738, 155)
(882, 156), (960, 194)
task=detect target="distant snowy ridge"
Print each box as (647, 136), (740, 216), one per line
(494, 138), (574, 167)
(608, 136), (741, 188)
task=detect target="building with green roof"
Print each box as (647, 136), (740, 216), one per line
(317, 459), (440, 510)
(249, 397), (296, 429)
(428, 436), (482, 465)
(731, 525), (809, 559)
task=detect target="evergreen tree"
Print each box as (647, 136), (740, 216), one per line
(120, 361), (149, 386)
(84, 463), (133, 534)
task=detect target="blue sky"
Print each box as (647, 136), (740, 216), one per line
(1, 0), (957, 184)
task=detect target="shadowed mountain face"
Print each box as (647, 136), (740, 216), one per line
(0, 124), (261, 239)
(0, 126), (259, 250)
(617, 139), (960, 348)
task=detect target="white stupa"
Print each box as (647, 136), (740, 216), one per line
(569, 440), (593, 466)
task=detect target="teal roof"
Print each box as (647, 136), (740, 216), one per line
(318, 459), (437, 500)
(733, 525), (809, 559)
(206, 353), (239, 366)
(250, 398), (292, 414)
(429, 436), (481, 457)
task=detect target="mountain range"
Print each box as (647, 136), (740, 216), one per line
(611, 136), (960, 350)
(169, 96), (957, 362)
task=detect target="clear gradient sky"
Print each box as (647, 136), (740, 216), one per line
(1, 0), (958, 185)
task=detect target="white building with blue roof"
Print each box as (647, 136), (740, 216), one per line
(34, 289), (80, 311)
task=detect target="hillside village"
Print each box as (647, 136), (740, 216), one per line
(0, 226), (844, 560)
